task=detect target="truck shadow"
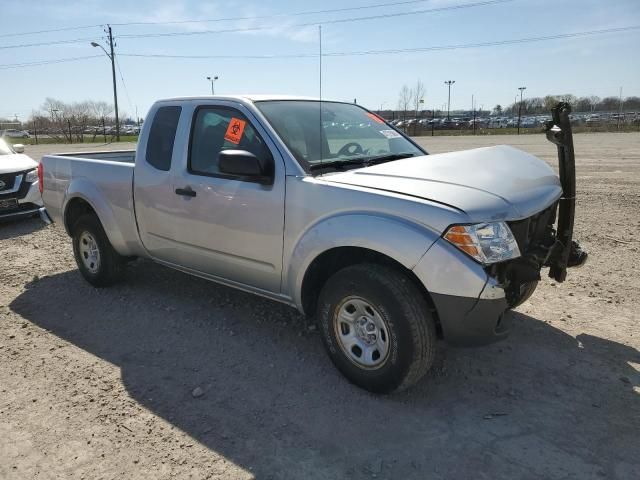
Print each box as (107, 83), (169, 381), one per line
(9, 261), (640, 479)
(0, 216), (47, 240)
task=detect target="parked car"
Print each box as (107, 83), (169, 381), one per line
(40, 96), (586, 393)
(0, 139), (46, 222)
(0, 129), (30, 138)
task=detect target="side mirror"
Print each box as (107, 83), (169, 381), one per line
(13, 144), (25, 153)
(218, 149), (274, 185)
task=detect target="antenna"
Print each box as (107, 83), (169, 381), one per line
(319, 25), (323, 163)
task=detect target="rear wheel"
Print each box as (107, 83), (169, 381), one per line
(316, 264), (436, 394)
(72, 214), (125, 287)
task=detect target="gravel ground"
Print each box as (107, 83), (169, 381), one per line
(1, 133), (639, 479)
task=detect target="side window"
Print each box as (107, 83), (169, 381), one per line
(145, 106), (181, 171)
(189, 107), (271, 176)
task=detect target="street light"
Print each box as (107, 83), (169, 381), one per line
(207, 75), (219, 95)
(444, 80), (455, 120)
(91, 28), (120, 141)
(517, 86), (527, 135)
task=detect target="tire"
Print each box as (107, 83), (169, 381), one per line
(72, 214), (125, 287)
(316, 263), (436, 394)
(506, 280), (538, 309)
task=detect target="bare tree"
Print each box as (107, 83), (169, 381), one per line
(397, 85), (412, 120)
(411, 79), (426, 117)
(90, 101), (114, 121)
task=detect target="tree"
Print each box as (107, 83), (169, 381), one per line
(599, 97), (619, 111)
(411, 79), (425, 117)
(623, 96), (640, 110)
(397, 85), (412, 120)
(493, 104), (502, 115)
(559, 94), (577, 105)
(575, 97), (592, 113)
(543, 95), (559, 111)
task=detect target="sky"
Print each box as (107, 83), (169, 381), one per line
(1, 0), (639, 121)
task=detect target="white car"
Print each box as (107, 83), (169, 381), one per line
(0, 139), (46, 222)
(1, 129), (30, 138)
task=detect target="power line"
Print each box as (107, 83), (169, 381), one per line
(0, 0), (491, 39)
(2, 25), (638, 69)
(0, 0), (501, 38)
(117, 0), (514, 39)
(322, 25), (640, 56)
(114, 57), (135, 115)
(119, 25), (640, 59)
(0, 36), (98, 50)
(0, 24), (102, 39)
(109, 0), (451, 27)
(0, 0), (511, 49)
(0, 55), (102, 70)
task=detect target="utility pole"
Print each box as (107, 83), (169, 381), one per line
(107, 26), (120, 141)
(618, 86), (623, 130)
(444, 80), (455, 120)
(517, 86), (526, 135)
(472, 94), (476, 135)
(91, 27), (120, 141)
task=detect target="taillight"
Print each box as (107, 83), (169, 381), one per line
(37, 162), (43, 193)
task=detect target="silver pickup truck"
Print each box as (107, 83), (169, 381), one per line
(41, 96), (586, 393)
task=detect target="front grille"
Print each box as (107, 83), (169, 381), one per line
(507, 203), (557, 255)
(0, 172), (32, 200)
(0, 173), (17, 191)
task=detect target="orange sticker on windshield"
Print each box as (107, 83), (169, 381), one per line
(366, 112), (384, 124)
(224, 117), (246, 144)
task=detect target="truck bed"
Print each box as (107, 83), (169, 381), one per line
(41, 150), (143, 257)
(52, 150), (135, 163)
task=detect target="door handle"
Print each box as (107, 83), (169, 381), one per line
(175, 187), (197, 197)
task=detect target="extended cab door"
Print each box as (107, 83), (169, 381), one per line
(133, 103), (186, 264)
(147, 101), (286, 293)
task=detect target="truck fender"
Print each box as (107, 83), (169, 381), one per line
(62, 178), (133, 256)
(286, 213), (441, 311)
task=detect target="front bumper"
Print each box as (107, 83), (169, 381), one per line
(430, 292), (510, 347)
(413, 237), (511, 346)
(0, 174), (46, 222)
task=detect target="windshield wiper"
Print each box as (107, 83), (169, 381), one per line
(309, 153), (416, 172)
(309, 157), (369, 171)
(363, 152), (416, 165)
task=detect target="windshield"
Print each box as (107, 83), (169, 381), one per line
(255, 100), (424, 171)
(0, 138), (15, 156)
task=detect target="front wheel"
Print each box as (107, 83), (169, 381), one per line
(316, 264), (436, 394)
(506, 280), (538, 309)
(72, 214), (125, 287)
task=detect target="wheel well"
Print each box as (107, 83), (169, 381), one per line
(64, 198), (97, 234)
(300, 247), (441, 333)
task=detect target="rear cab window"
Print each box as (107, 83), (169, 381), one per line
(145, 106), (182, 171)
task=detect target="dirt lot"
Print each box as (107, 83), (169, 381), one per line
(1, 133), (639, 479)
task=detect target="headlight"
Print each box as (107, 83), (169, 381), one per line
(444, 222), (521, 264)
(24, 169), (38, 183)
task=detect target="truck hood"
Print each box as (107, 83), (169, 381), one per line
(0, 153), (38, 174)
(323, 145), (562, 222)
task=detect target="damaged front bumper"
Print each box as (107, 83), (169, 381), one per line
(414, 102), (588, 347)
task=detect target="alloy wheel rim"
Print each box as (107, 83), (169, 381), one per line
(334, 296), (390, 369)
